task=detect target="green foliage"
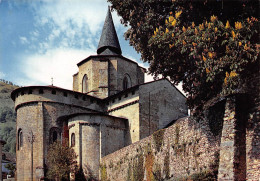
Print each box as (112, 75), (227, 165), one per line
(0, 80), (18, 154)
(0, 122), (16, 153)
(152, 129), (165, 152)
(133, 152), (144, 181)
(163, 152), (170, 179)
(4, 163), (16, 176)
(100, 164), (107, 181)
(109, 0), (259, 115)
(175, 125), (180, 145)
(0, 106), (16, 123)
(46, 141), (77, 181)
(153, 163), (162, 181)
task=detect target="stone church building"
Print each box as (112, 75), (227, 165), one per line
(11, 8), (187, 180)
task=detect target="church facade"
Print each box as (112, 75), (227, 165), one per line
(11, 8), (187, 180)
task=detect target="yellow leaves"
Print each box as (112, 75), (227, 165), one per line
(226, 45), (230, 53)
(182, 40), (186, 45)
(156, 28), (159, 32)
(239, 42), (242, 46)
(165, 28), (169, 33)
(169, 16), (174, 23)
(226, 72), (229, 78)
(165, 19), (168, 24)
(235, 21), (242, 29)
(182, 26), (186, 32)
(210, 15), (217, 22)
(203, 56), (206, 62)
(232, 31), (236, 39)
(224, 71), (238, 84)
(206, 68), (210, 73)
(214, 27), (218, 33)
(244, 44), (249, 50)
(192, 42), (197, 47)
(208, 23), (212, 29)
(224, 77), (228, 85)
(194, 28), (198, 35)
(172, 33), (174, 37)
(225, 21), (230, 29)
(169, 44), (174, 49)
(192, 22), (195, 28)
(172, 19), (177, 26)
(199, 24), (204, 30)
(208, 52), (214, 58)
(175, 10), (182, 19)
(230, 71), (237, 77)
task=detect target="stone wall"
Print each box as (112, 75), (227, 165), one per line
(74, 56), (145, 98)
(15, 101), (95, 181)
(68, 114), (127, 180)
(107, 90), (140, 144)
(139, 79), (188, 139)
(101, 117), (221, 181)
(12, 86), (104, 112)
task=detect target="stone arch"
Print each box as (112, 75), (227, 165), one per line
(17, 128), (23, 150)
(123, 74), (131, 90)
(82, 74), (88, 93)
(49, 127), (61, 144)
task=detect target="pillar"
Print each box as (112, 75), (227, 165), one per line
(218, 95), (247, 180)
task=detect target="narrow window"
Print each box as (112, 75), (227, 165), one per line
(75, 94), (78, 99)
(71, 133), (75, 147)
(123, 77), (128, 90)
(53, 131), (57, 143)
(18, 129), (23, 150)
(52, 90), (56, 94)
(28, 89), (32, 94)
(63, 92), (67, 97)
(123, 74), (131, 90)
(82, 74), (88, 93)
(50, 127), (60, 144)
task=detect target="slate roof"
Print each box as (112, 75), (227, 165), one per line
(97, 6), (122, 55)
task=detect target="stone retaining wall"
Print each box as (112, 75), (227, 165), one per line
(101, 116), (221, 181)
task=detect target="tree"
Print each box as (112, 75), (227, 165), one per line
(4, 163), (16, 177)
(47, 141), (77, 181)
(108, 0), (259, 115)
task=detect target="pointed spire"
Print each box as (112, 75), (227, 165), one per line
(97, 6), (122, 55)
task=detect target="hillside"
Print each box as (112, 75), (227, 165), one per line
(0, 80), (19, 154)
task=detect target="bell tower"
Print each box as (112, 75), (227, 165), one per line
(73, 7), (145, 98)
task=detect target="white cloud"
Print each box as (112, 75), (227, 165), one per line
(18, 47), (95, 89)
(0, 71), (5, 79)
(19, 36), (29, 44)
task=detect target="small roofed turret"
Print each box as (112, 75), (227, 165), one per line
(97, 6), (122, 55)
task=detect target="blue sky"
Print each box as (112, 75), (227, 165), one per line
(0, 0), (152, 89)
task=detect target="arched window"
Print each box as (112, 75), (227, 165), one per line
(82, 74), (88, 93)
(49, 127), (60, 144)
(71, 133), (75, 147)
(18, 129), (23, 150)
(123, 74), (131, 90)
(53, 131), (57, 143)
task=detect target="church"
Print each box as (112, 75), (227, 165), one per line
(11, 8), (187, 180)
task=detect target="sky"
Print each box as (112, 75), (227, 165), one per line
(0, 0), (156, 90)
